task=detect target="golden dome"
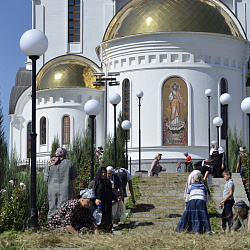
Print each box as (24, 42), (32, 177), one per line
(36, 55), (103, 90)
(103, 0), (243, 41)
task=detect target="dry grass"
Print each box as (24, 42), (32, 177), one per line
(1, 230), (250, 249)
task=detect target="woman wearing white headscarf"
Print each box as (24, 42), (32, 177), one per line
(48, 189), (98, 234)
(210, 141), (225, 178)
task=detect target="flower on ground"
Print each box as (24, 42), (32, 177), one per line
(20, 182), (27, 190)
(0, 189), (7, 193)
(9, 180), (14, 186)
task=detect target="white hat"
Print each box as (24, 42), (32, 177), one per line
(107, 166), (114, 171)
(80, 189), (96, 199)
(239, 147), (244, 152)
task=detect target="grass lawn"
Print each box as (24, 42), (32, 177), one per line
(1, 177), (250, 249)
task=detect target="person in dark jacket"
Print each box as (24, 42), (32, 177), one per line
(210, 141), (225, 178)
(88, 166), (118, 232)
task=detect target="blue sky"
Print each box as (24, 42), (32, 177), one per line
(0, 0), (32, 146)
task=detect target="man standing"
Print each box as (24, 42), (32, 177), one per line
(184, 152), (192, 172)
(236, 147), (246, 178)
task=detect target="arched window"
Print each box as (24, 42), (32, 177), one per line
(27, 122), (31, 158)
(122, 79), (130, 139)
(122, 79), (130, 121)
(40, 117), (46, 145)
(62, 116), (70, 144)
(220, 78), (228, 139)
(68, 0), (80, 42)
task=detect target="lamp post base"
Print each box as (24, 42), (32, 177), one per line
(28, 208), (38, 229)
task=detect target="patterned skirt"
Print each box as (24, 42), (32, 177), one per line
(175, 199), (211, 233)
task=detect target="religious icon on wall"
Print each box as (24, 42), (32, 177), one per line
(163, 77), (188, 146)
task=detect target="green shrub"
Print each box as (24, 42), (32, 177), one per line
(227, 125), (244, 172)
(102, 111), (126, 168)
(0, 181), (28, 232)
(68, 131), (103, 193)
(50, 136), (60, 158)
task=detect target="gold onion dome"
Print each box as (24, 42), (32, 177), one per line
(36, 55), (103, 90)
(103, 0), (242, 41)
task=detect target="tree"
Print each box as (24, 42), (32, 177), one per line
(0, 100), (8, 189)
(50, 135), (60, 158)
(102, 112), (126, 168)
(227, 125), (244, 173)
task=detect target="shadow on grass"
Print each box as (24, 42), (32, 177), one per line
(166, 214), (182, 218)
(132, 204), (155, 213)
(209, 212), (221, 218)
(117, 221), (154, 230)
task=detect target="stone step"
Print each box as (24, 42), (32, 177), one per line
(119, 172), (188, 234)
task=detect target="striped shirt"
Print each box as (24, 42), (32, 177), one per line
(186, 183), (208, 202)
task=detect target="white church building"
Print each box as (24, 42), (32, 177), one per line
(9, 0), (250, 173)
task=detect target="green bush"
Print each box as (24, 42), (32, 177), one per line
(0, 151), (48, 232)
(227, 125), (244, 172)
(50, 136), (60, 158)
(68, 131), (103, 193)
(102, 111), (126, 168)
(0, 181), (28, 233)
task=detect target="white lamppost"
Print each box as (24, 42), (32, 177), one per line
(84, 99), (101, 180)
(109, 93), (121, 169)
(241, 97), (250, 191)
(220, 93), (232, 170)
(122, 120), (132, 170)
(20, 29), (48, 229)
(205, 89), (212, 155)
(136, 90), (143, 172)
(213, 117), (223, 146)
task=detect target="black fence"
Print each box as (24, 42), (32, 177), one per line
(16, 159), (49, 172)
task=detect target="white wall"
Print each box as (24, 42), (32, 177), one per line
(102, 32), (248, 160)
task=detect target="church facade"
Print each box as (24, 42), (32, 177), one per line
(9, 0), (250, 173)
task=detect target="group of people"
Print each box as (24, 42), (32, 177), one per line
(44, 146), (250, 235)
(176, 141), (245, 180)
(44, 147), (135, 234)
(176, 166), (250, 234)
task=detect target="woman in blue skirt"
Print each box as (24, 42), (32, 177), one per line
(175, 172), (211, 233)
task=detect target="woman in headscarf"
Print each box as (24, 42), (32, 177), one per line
(44, 147), (77, 218)
(210, 141), (225, 178)
(48, 189), (98, 234)
(149, 153), (166, 177)
(88, 166), (119, 232)
(176, 172), (211, 234)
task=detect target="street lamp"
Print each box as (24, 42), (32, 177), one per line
(109, 93), (121, 169)
(220, 93), (232, 170)
(20, 29), (48, 229)
(122, 120), (132, 170)
(205, 89), (212, 155)
(84, 99), (101, 180)
(136, 90), (144, 172)
(93, 72), (120, 140)
(241, 97), (250, 191)
(213, 117), (223, 146)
